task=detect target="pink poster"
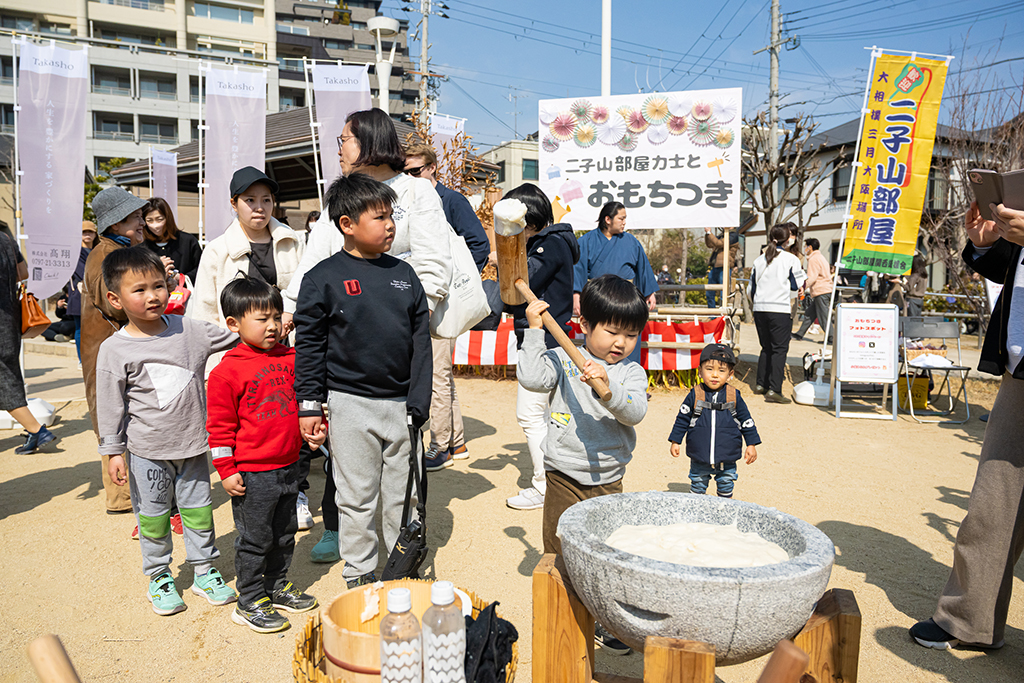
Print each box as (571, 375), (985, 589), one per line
(430, 113), (465, 184)
(17, 40), (88, 300)
(151, 148), (178, 225)
(204, 67), (266, 241)
(311, 64), (371, 190)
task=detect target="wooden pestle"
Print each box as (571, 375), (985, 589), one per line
(27, 635), (83, 683)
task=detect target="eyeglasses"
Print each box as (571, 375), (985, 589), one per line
(336, 134), (354, 149)
(405, 165), (426, 177)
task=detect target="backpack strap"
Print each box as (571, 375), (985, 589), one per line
(724, 384), (738, 420)
(691, 385), (707, 421)
(693, 384), (738, 420)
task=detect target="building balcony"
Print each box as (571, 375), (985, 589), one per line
(94, 130), (135, 141)
(93, 84), (132, 96)
(100, 0), (166, 11)
(139, 133), (177, 144)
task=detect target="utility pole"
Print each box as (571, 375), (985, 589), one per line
(769, 0), (780, 167)
(507, 87), (523, 139)
(419, 0), (430, 115)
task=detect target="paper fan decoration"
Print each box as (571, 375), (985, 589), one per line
(688, 117), (720, 146)
(668, 94), (693, 117)
(667, 115), (688, 135)
(617, 105), (634, 119)
(591, 105), (610, 124)
(560, 178), (584, 202)
(623, 108), (649, 133)
(713, 97), (738, 123)
(714, 128), (735, 148)
(647, 124), (670, 145)
(597, 116), (626, 145)
(539, 102), (560, 126)
(691, 101), (713, 121)
(642, 95), (671, 125)
(542, 136), (560, 152)
(574, 123), (597, 148)
(549, 112), (578, 141)
(618, 132), (638, 151)
(570, 99), (594, 123)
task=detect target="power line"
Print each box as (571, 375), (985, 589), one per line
(650, 0), (736, 91)
(801, 1), (1024, 40)
(446, 77), (519, 136)
(785, 0), (916, 28)
(672, 0), (768, 91)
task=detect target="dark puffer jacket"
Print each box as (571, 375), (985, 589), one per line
(509, 222), (580, 349)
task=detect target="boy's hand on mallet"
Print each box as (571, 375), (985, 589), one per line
(304, 421), (327, 449)
(744, 445), (758, 464)
(580, 359), (608, 386)
(221, 473), (246, 497)
(108, 454), (127, 486)
(525, 299), (549, 329)
(670, 442), (681, 458)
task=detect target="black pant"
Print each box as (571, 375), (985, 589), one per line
(754, 311), (792, 393)
(796, 293), (833, 341)
(297, 441), (339, 533)
(232, 462), (299, 607)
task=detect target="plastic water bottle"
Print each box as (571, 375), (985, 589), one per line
(422, 581), (467, 683)
(380, 587), (422, 683)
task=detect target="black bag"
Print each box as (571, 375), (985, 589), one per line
(381, 416), (428, 580)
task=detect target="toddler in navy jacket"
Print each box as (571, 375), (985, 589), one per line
(669, 344), (760, 498)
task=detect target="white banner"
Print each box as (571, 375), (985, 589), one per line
(204, 67), (266, 241)
(430, 113), (464, 182)
(311, 64), (371, 189)
(537, 88), (742, 230)
(18, 41), (88, 299)
(151, 148), (178, 223)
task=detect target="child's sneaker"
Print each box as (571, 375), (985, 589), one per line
(310, 529), (341, 563)
(296, 492), (314, 531)
(232, 597), (289, 633)
(346, 572), (378, 590)
(271, 582), (318, 613)
(148, 573), (186, 616)
(14, 425), (58, 454)
(506, 487), (544, 511)
(170, 513), (183, 535)
(424, 446), (453, 472)
(191, 568), (237, 606)
(131, 525), (139, 540)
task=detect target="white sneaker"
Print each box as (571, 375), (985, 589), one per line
(506, 487), (544, 511)
(296, 492), (314, 530)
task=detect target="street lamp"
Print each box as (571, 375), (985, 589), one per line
(368, 15), (400, 114)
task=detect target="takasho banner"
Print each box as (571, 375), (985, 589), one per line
(151, 147), (178, 224)
(311, 63), (372, 190)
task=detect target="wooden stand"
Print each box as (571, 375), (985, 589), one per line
(533, 555), (860, 683)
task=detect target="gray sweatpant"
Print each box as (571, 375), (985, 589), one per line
(128, 453), (219, 578)
(327, 392), (417, 580)
(933, 374), (1024, 645)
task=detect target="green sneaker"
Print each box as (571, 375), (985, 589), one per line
(271, 582), (318, 613)
(310, 530), (340, 563)
(148, 573), (186, 616)
(232, 597), (290, 633)
(191, 568), (237, 606)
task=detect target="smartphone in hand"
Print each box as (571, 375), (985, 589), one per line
(969, 168), (1024, 221)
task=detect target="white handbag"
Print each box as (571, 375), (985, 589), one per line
(430, 222), (491, 339)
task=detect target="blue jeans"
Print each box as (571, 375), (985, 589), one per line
(688, 460), (738, 497)
(707, 267), (723, 308)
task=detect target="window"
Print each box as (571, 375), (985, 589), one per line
(39, 22), (73, 35)
(99, 0), (165, 11)
(832, 157), (852, 202)
(278, 23), (309, 35)
(1, 104), (14, 133)
(190, 77), (204, 103)
(350, 21), (367, 30)
(1, 16), (34, 31)
(280, 89), (305, 110)
(196, 36), (264, 58)
(193, 2), (254, 24)
(94, 115), (134, 140)
(140, 119), (176, 144)
(98, 29), (167, 46)
(92, 69), (131, 96)
(522, 158), (538, 181)
(926, 167), (949, 211)
(277, 57), (304, 72)
(323, 38), (353, 50)
(94, 157), (118, 173)
(356, 44), (374, 51)
(496, 160), (505, 184)
(191, 119), (199, 142)
(1, 57), (13, 85)
(140, 74), (176, 100)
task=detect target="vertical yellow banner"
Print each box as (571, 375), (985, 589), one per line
(841, 53), (949, 275)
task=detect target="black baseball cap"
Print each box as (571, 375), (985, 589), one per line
(229, 166), (279, 197)
(700, 343), (737, 366)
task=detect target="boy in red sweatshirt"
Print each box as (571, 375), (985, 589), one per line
(207, 277), (326, 633)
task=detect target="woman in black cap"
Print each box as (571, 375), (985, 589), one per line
(189, 166), (304, 343)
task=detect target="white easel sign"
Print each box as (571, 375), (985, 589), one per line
(834, 303), (900, 420)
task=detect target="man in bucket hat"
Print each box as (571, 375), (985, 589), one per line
(80, 186), (151, 514)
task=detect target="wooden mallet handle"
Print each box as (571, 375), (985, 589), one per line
(514, 279), (613, 401)
(27, 635), (82, 683)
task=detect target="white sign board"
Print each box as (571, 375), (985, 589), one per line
(835, 303), (900, 383)
(537, 88), (741, 230)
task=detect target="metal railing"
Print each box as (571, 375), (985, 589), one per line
(92, 84), (131, 96)
(139, 133), (177, 144)
(99, 0), (166, 11)
(93, 130), (134, 140)
(140, 89), (176, 101)
(277, 58), (304, 72)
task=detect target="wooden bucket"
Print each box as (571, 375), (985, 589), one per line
(293, 579), (517, 683)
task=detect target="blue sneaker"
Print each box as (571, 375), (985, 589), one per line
(310, 529), (340, 563)
(424, 446), (453, 472)
(15, 425), (58, 454)
(148, 573), (186, 616)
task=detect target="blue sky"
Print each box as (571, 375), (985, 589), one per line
(377, 0), (1024, 150)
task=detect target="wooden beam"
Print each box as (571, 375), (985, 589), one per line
(643, 637), (715, 683)
(793, 589), (861, 683)
(533, 554), (594, 683)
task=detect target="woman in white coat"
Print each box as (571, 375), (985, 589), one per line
(190, 166), (304, 333)
(748, 223), (806, 403)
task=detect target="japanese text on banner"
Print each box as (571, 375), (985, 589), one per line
(842, 53), (949, 275)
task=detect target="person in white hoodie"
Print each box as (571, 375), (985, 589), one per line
(747, 223), (806, 403)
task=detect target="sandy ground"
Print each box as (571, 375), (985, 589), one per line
(3, 340), (1023, 683)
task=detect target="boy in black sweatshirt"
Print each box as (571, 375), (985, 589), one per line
(294, 173), (432, 589)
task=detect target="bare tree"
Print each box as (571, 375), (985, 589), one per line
(741, 112), (848, 246)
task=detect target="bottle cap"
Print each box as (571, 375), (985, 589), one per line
(431, 581), (455, 606)
(387, 587), (412, 613)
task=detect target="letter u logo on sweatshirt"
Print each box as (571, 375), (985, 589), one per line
(344, 279), (361, 296)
